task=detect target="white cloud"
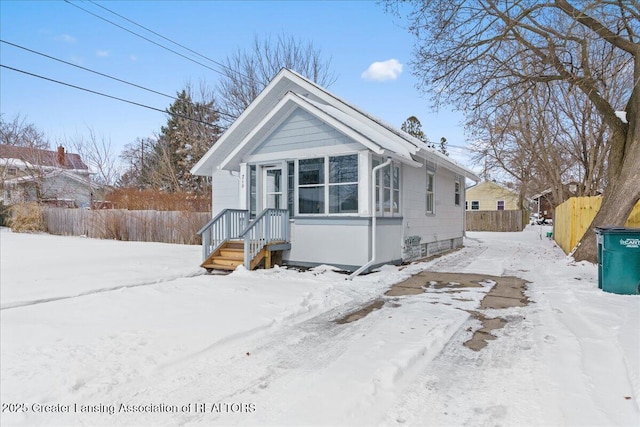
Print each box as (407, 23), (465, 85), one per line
(96, 50), (110, 57)
(55, 34), (76, 43)
(361, 59), (403, 81)
(129, 54), (138, 61)
(70, 55), (84, 65)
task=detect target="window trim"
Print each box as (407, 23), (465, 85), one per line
(497, 200), (505, 211)
(373, 156), (401, 217)
(454, 177), (461, 206)
(296, 154), (359, 216)
(471, 200), (479, 210)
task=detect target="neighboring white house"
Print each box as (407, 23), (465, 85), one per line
(0, 144), (93, 207)
(191, 68), (480, 273)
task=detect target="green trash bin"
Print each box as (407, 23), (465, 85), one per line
(595, 227), (640, 295)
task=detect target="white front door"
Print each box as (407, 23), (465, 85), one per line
(263, 166), (283, 210)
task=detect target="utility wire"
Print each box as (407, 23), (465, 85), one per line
(1, 39), (175, 100)
(63, 0), (233, 80)
(85, 0), (254, 85)
(1, 64), (223, 128)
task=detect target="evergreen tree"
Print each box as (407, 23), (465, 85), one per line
(439, 137), (449, 156)
(155, 88), (221, 194)
(400, 116), (427, 144)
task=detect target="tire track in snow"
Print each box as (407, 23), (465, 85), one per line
(0, 270), (205, 311)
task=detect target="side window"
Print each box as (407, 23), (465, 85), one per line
(471, 200), (479, 210)
(426, 171), (435, 215)
(287, 161), (295, 217)
(497, 200), (505, 210)
(454, 178), (460, 205)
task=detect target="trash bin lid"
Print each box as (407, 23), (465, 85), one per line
(595, 226), (640, 234)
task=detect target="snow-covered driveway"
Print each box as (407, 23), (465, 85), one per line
(1, 226), (638, 426)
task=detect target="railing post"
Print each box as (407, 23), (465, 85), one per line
(243, 232), (250, 269)
(284, 210), (289, 241)
(202, 230), (210, 261)
(224, 210), (231, 241)
(265, 210), (271, 243)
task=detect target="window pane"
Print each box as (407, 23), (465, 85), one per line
(426, 194), (434, 214)
(393, 189), (400, 213)
(383, 165), (391, 187)
(329, 184), (358, 213)
(427, 173), (434, 191)
(299, 158), (324, 185)
(384, 188), (391, 212)
(265, 169), (281, 193)
(329, 155), (358, 183)
(249, 165), (257, 217)
(393, 166), (400, 190)
(288, 161), (294, 216)
(299, 186), (324, 214)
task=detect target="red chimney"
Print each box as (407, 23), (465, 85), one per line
(57, 146), (65, 166)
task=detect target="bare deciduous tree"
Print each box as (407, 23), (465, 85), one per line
(68, 128), (120, 187)
(217, 33), (337, 123)
(390, 0), (639, 262)
(0, 114), (49, 149)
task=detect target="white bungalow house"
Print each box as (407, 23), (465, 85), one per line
(191, 69), (479, 274)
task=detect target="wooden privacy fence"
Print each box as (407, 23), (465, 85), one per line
(466, 210), (527, 232)
(554, 196), (640, 254)
(43, 208), (211, 245)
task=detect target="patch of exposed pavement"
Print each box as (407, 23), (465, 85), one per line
(336, 271), (530, 351)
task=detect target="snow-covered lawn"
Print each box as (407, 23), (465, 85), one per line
(1, 226), (638, 426)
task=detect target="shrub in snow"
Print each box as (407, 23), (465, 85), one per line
(8, 202), (46, 233)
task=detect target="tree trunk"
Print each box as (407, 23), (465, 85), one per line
(573, 132), (640, 263)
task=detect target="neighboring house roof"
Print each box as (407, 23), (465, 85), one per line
(3, 169), (95, 188)
(192, 68), (479, 181)
(466, 180), (519, 195)
(0, 144), (89, 171)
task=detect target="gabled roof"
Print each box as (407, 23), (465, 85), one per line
(192, 68), (479, 181)
(0, 144), (89, 170)
(4, 169), (95, 188)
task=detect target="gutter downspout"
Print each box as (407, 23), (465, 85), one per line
(349, 157), (392, 280)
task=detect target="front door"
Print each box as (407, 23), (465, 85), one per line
(263, 166), (283, 210)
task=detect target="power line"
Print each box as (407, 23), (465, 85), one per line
(1, 39), (175, 100)
(0, 64), (223, 127)
(63, 0), (244, 83)
(85, 0), (254, 85)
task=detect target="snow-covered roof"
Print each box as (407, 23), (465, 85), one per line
(4, 169), (94, 188)
(0, 144), (89, 170)
(191, 68), (479, 181)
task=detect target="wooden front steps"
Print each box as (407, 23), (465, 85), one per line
(201, 240), (289, 272)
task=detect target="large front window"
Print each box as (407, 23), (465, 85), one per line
(297, 155), (358, 215)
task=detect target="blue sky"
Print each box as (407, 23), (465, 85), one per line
(0, 0), (474, 168)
